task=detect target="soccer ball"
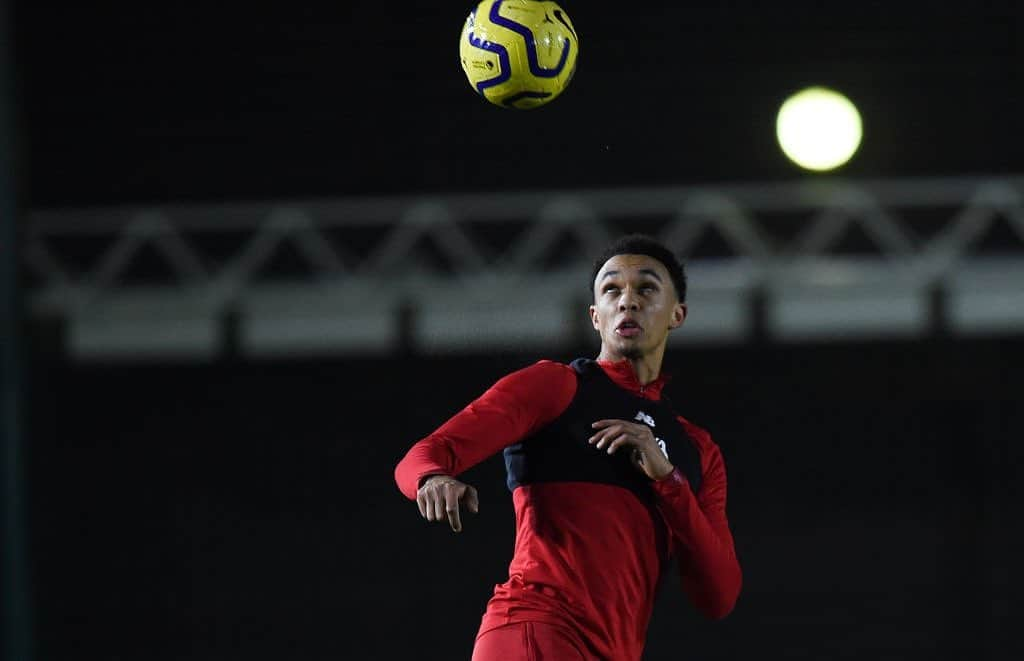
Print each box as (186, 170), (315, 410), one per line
(459, 0), (579, 109)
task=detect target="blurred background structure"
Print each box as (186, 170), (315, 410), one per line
(6, 1), (1024, 659)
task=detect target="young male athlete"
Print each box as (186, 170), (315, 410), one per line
(394, 234), (742, 660)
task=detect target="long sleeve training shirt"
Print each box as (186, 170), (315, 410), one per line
(395, 359), (741, 660)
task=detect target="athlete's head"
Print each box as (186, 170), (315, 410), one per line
(590, 235), (687, 304)
(589, 235), (687, 361)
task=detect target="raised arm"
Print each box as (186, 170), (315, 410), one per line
(651, 419), (742, 620)
(394, 360), (577, 528)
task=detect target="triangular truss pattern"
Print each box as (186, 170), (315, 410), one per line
(23, 175), (1024, 357)
(89, 212), (209, 289)
(364, 201), (488, 275)
(212, 207), (346, 298)
(500, 197), (609, 273)
(795, 188), (914, 257)
(926, 183), (1024, 259)
(660, 192), (768, 259)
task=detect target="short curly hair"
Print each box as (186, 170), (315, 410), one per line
(590, 234), (687, 303)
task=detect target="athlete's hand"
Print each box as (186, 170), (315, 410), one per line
(416, 475), (479, 533)
(589, 419), (675, 481)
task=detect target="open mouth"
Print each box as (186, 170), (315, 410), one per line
(616, 320), (642, 338)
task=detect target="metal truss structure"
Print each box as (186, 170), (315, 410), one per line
(25, 175), (1024, 360)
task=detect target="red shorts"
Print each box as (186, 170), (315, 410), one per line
(471, 621), (589, 661)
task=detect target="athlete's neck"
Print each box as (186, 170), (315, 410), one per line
(597, 344), (665, 385)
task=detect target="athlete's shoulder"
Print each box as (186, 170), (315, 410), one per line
(496, 359), (577, 396)
(531, 358), (576, 372)
(493, 360), (578, 422)
(675, 414), (718, 451)
(674, 414), (730, 489)
(514, 359), (577, 380)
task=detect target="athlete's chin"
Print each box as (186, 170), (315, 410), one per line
(615, 340), (644, 360)
(620, 347), (643, 360)
(602, 334), (648, 360)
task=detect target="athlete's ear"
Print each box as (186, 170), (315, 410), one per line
(589, 304), (600, 330)
(669, 302), (687, 330)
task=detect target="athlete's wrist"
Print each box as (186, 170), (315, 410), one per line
(418, 473), (452, 489)
(652, 463), (678, 481)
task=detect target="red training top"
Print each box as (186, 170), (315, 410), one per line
(394, 359), (742, 660)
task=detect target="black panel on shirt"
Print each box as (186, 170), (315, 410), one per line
(503, 359), (703, 500)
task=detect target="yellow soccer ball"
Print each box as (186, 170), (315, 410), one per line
(459, 0), (579, 109)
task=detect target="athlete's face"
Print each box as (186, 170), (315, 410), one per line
(590, 254), (686, 361)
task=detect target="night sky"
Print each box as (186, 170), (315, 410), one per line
(15, 0), (1024, 208)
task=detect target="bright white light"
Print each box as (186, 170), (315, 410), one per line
(776, 87), (863, 172)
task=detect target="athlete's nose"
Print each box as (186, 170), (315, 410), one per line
(618, 289), (640, 311)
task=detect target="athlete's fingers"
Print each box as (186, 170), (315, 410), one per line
(598, 435), (630, 456)
(605, 432), (632, 454)
(464, 485), (480, 514)
(591, 425), (622, 449)
(432, 487), (446, 522)
(445, 486), (462, 532)
(420, 492), (432, 521)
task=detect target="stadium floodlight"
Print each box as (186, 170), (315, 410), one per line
(776, 86), (863, 172)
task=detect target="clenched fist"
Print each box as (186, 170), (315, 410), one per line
(416, 475), (479, 533)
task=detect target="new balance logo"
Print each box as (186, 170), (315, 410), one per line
(634, 411), (656, 427)
(635, 411), (667, 457)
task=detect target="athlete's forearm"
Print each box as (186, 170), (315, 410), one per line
(653, 468), (742, 619)
(394, 360), (577, 500)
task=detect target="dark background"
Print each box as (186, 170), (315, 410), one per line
(15, 0), (1024, 207)
(27, 339), (1024, 659)
(11, 1), (1024, 659)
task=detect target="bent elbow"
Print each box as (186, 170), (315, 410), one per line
(702, 595), (738, 620)
(701, 569), (742, 621)
(394, 456), (420, 501)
